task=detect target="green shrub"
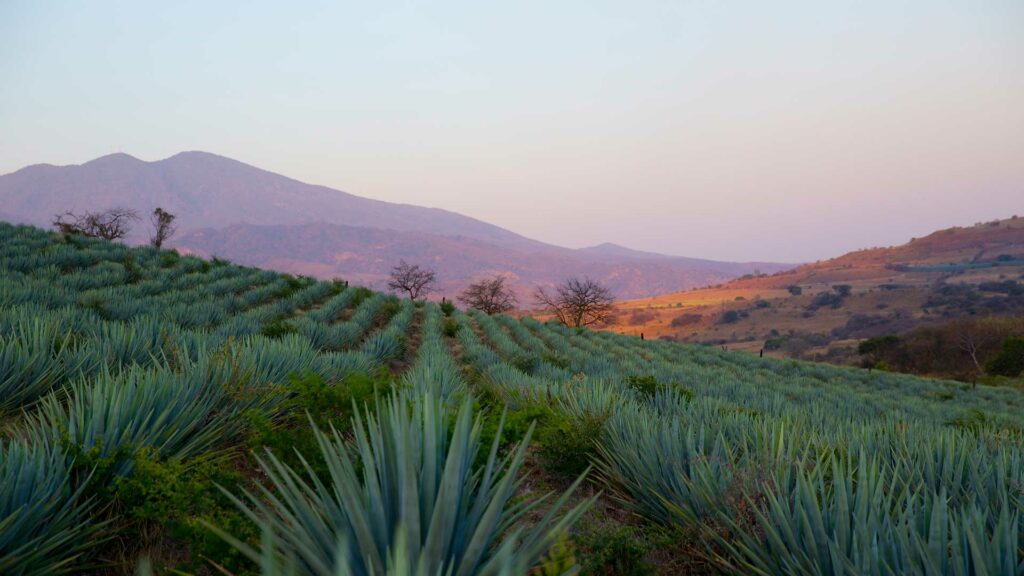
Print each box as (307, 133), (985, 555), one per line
(986, 336), (1024, 377)
(719, 310), (740, 324)
(248, 372), (389, 481)
(512, 353), (539, 374)
(537, 410), (607, 478)
(625, 375), (659, 396)
(159, 251), (180, 268)
(260, 319), (297, 339)
(114, 449), (258, 574)
(440, 299), (456, 316)
(577, 526), (654, 576)
(477, 402), (554, 468)
(626, 375), (694, 403)
(442, 317), (461, 338)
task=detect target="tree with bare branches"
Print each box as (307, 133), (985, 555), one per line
(387, 260), (436, 301)
(53, 208), (139, 240)
(149, 207), (177, 248)
(534, 277), (616, 327)
(955, 318), (995, 387)
(459, 275), (518, 315)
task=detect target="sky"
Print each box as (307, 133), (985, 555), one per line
(1, 1), (1022, 262)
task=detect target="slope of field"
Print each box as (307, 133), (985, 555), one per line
(2, 222), (1023, 574)
(611, 217), (1024, 356)
(0, 151), (790, 299)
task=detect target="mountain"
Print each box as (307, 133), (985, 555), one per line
(0, 151), (792, 298)
(608, 216), (1024, 354)
(0, 151), (543, 250)
(174, 222), (781, 299)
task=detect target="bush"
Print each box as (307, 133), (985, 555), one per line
(807, 291), (846, 310)
(260, 318), (297, 339)
(786, 285), (802, 296)
(440, 299), (456, 316)
(159, 251), (180, 268)
(719, 310), (740, 324)
(442, 317), (461, 338)
(625, 375), (693, 402)
(537, 411), (607, 478)
(248, 371), (389, 481)
(857, 335), (900, 356)
(987, 336), (1024, 377)
(979, 280), (1023, 296)
(114, 449), (257, 574)
(670, 313), (701, 328)
(577, 526), (654, 576)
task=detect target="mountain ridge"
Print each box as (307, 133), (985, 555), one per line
(0, 151), (792, 298)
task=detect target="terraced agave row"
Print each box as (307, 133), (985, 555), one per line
(1, 220), (1023, 575)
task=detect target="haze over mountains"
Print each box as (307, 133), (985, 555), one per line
(0, 151), (790, 298)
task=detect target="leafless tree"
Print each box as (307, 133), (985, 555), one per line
(534, 277), (616, 327)
(387, 260), (436, 301)
(53, 208), (139, 240)
(149, 207), (177, 248)
(459, 275), (518, 315)
(956, 320), (993, 387)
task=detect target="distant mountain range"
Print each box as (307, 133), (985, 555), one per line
(0, 151), (791, 298)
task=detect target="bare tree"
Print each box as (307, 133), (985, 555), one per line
(955, 319), (994, 387)
(534, 277), (616, 327)
(387, 260), (436, 301)
(149, 207), (177, 248)
(459, 275), (518, 315)
(53, 208), (139, 240)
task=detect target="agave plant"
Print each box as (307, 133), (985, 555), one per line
(216, 393), (593, 575)
(0, 317), (84, 414)
(0, 438), (95, 575)
(27, 358), (259, 475)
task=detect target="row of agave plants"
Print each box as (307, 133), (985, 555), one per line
(4, 220), (1024, 574)
(452, 304), (1024, 574)
(0, 222), (592, 574)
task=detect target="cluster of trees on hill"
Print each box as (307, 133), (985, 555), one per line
(857, 316), (1024, 384)
(387, 259), (616, 327)
(53, 206), (176, 248)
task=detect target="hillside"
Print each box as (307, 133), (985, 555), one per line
(609, 216), (1024, 364)
(2, 221), (1023, 574)
(0, 152), (790, 299)
(175, 222), (785, 300)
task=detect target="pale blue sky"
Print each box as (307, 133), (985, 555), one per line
(1, 1), (1022, 261)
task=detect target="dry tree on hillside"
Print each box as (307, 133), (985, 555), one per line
(387, 260), (437, 301)
(534, 277), (616, 327)
(53, 208), (139, 240)
(149, 207), (177, 248)
(459, 275), (518, 315)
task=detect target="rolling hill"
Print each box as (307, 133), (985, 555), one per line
(0, 151), (789, 298)
(608, 216), (1024, 360)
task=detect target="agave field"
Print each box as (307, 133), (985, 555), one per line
(1, 220), (1023, 575)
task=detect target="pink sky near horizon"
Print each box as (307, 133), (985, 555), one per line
(1, 1), (1021, 262)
